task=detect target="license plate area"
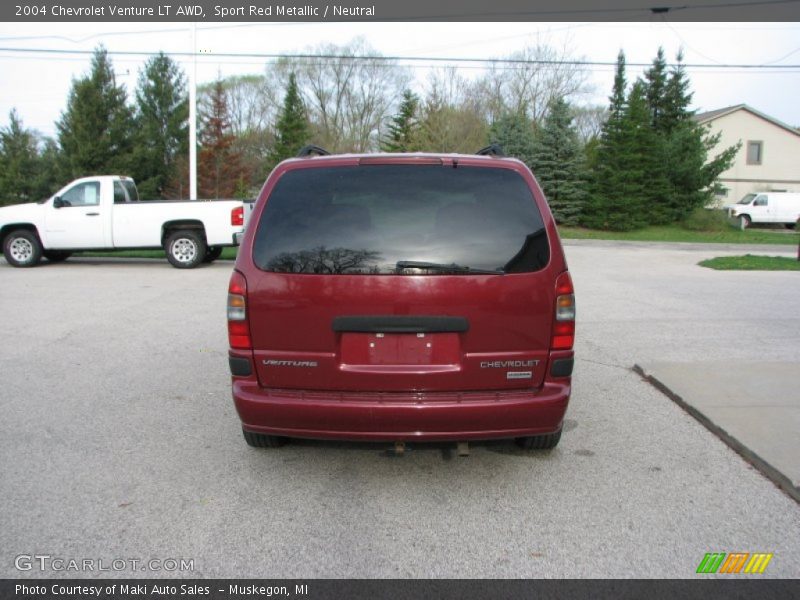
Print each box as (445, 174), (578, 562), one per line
(340, 332), (460, 366)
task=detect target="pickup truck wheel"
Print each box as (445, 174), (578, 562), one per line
(43, 250), (72, 263)
(165, 230), (207, 269)
(739, 215), (751, 229)
(3, 229), (42, 268)
(515, 429), (562, 450)
(203, 246), (223, 263)
(242, 428), (288, 448)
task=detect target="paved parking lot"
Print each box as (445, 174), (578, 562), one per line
(1, 242), (799, 578)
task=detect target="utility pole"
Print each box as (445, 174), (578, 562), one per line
(189, 22), (198, 200)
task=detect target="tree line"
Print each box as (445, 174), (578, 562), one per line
(0, 40), (736, 230)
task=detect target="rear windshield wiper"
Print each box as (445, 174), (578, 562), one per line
(395, 260), (504, 275)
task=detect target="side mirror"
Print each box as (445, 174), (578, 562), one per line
(53, 197), (64, 208)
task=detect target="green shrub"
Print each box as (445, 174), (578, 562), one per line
(681, 208), (733, 232)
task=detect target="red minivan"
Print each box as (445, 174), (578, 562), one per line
(228, 147), (575, 449)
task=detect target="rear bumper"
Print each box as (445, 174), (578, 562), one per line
(232, 380), (570, 442)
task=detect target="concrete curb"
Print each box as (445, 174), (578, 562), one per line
(562, 238), (797, 253)
(633, 364), (800, 504)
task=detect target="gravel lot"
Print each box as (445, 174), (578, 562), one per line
(1, 242), (798, 578)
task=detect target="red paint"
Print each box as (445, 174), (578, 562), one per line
(229, 153), (575, 442)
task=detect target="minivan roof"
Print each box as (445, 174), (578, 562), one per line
(284, 151), (526, 164)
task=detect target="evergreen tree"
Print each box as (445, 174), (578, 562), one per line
(132, 52), (188, 198)
(381, 89), (420, 152)
(662, 50), (693, 130)
(584, 48), (738, 229)
(57, 46), (134, 179)
(488, 111), (536, 168)
(530, 98), (587, 226)
(644, 47), (669, 131)
(198, 79), (248, 199)
(0, 110), (60, 205)
(268, 73), (310, 168)
(0, 110), (40, 205)
(583, 51), (649, 230)
(656, 50), (738, 220)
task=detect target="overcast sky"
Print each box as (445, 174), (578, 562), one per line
(1, 20), (799, 138)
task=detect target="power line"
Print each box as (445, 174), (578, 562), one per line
(1, 46), (798, 70)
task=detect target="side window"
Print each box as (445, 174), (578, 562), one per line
(746, 141), (763, 165)
(114, 181), (128, 204)
(753, 195), (768, 207)
(60, 182), (101, 207)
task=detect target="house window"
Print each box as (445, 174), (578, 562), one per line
(746, 141), (763, 165)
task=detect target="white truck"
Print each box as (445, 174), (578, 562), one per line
(724, 192), (800, 229)
(0, 175), (250, 269)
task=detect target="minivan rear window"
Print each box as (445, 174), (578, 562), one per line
(252, 165), (549, 275)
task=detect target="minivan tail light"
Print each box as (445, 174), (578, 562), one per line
(552, 271), (575, 350)
(231, 206), (244, 226)
(228, 271), (251, 350)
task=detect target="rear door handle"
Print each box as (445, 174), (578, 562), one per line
(86, 212), (100, 216)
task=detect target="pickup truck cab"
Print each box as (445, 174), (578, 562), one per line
(1, 175), (248, 268)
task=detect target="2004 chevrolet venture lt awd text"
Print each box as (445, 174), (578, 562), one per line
(227, 146), (576, 450)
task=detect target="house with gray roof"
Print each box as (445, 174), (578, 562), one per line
(695, 104), (800, 207)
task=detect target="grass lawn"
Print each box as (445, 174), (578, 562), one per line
(70, 225), (797, 262)
(699, 255), (800, 271)
(558, 225), (797, 245)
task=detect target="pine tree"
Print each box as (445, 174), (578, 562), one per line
(530, 98), (587, 226)
(624, 80), (668, 227)
(583, 50), (649, 230)
(660, 50), (738, 220)
(132, 52), (188, 198)
(662, 50), (693, 130)
(381, 89), (420, 152)
(268, 73), (310, 168)
(198, 80), (248, 199)
(644, 47), (669, 131)
(57, 46), (134, 179)
(0, 110), (60, 205)
(585, 48), (738, 229)
(489, 111), (537, 168)
(0, 110), (40, 205)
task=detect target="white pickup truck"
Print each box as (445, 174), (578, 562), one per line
(0, 175), (250, 269)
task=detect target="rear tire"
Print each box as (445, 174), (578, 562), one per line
(43, 250), (72, 263)
(203, 246), (223, 263)
(165, 229), (206, 269)
(515, 429), (562, 450)
(3, 229), (42, 268)
(242, 428), (288, 448)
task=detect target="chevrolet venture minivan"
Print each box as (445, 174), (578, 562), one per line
(228, 147), (575, 450)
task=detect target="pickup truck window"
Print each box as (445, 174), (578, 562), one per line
(114, 181), (127, 204)
(121, 179), (139, 202)
(61, 182), (100, 207)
